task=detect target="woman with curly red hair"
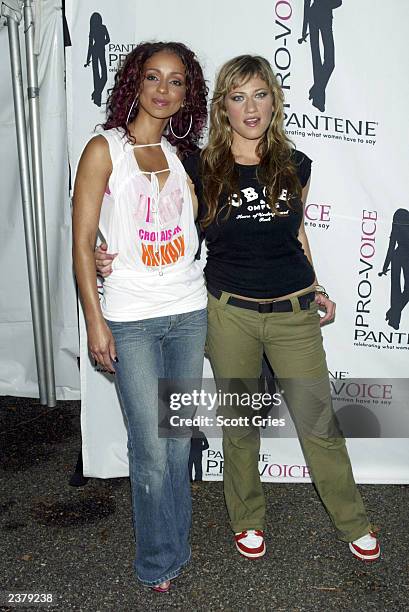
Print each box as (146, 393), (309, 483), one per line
(72, 41), (208, 592)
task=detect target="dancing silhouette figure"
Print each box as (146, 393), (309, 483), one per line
(299, 0), (342, 112)
(378, 209), (409, 330)
(188, 426), (209, 482)
(84, 12), (110, 108)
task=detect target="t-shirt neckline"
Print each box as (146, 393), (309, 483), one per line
(235, 161), (259, 169)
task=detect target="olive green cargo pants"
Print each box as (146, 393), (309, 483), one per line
(206, 290), (371, 542)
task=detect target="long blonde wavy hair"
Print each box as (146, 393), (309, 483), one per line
(201, 55), (301, 228)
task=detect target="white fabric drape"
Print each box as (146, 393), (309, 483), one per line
(0, 0), (79, 399)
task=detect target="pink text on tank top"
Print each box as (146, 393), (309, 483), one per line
(133, 188), (183, 225)
(132, 181), (186, 269)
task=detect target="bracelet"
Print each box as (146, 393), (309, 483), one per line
(314, 284), (329, 299)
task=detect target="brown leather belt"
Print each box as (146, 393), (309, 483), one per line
(207, 285), (315, 314)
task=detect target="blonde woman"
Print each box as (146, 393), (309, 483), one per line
(96, 55), (380, 564)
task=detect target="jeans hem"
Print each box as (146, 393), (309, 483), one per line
(136, 549), (192, 587)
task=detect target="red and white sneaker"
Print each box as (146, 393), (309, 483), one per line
(349, 531), (380, 561)
(234, 530), (266, 558)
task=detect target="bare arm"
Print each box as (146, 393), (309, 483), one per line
(298, 177), (336, 325)
(72, 135), (117, 371)
(298, 178), (316, 276)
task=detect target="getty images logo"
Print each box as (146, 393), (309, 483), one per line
(84, 12), (110, 107)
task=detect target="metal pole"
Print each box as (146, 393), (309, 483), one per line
(23, 0), (56, 407)
(5, 3), (48, 405)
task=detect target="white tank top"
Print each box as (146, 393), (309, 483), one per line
(96, 127), (207, 321)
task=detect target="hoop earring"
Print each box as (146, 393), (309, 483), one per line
(126, 95), (139, 124)
(169, 114), (193, 139)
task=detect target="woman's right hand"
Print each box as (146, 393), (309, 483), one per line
(95, 242), (117, 277)
(87, 318), (117, 373)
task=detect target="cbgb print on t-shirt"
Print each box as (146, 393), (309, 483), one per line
(228, 185), (291, 222)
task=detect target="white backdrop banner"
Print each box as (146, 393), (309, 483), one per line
(0, 0), (80, 400)
(66, 0), (409, 482)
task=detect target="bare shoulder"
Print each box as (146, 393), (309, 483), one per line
(77, 134), (112, 182)
(80, 134), (112, 172)
(75, 135), (113, 191)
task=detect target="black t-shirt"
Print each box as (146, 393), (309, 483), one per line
(183, 149), (315, 299)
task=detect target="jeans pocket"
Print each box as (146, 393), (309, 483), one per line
(181, 307), (208, 325)
(106, 320), (148, 348)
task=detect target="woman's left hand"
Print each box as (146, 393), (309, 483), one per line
(314, 293), (336, 326)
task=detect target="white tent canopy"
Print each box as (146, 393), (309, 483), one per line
(0, 0), (79, 400)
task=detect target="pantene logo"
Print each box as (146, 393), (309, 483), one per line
(273, 1), (379, 147)
(205, 449), (310, 479)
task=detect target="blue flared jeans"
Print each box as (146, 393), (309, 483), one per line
(107, 308), (207, 586)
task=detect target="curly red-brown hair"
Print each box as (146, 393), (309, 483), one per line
(103, 41), (208, 158)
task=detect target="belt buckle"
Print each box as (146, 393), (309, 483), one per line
(258, 301), (275, 314)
